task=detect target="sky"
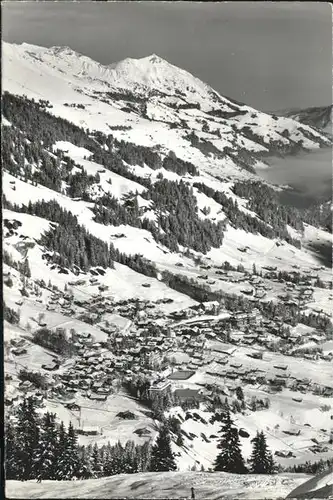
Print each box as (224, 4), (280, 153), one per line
(2, 1), (332, 112)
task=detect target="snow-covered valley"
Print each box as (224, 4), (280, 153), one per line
(2, 39), (332, 496)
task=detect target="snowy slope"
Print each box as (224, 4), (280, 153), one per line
(2, 41), (331, 184)
(286, 467), (333, 498)
(6, 471), (311, 499)
(3, 40), (333, 480)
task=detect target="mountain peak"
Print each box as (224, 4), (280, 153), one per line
(143, 53), (168, 64)
(50, 46), (76, 55)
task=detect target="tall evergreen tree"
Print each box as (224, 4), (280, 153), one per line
(91, 443), (103, 478)
(5, 421), (18, 480)
(77, 445), (92, 479)
(54, 421), (68, 479)
(15, 397), (40, 480)
(65, 422), (81, 479)
(213, 410), (247, 474)
(54, 421), (80, 480)
(34, 412), (59, 481)
(148, 423), (177, 472)
(249, 431), (275, 474)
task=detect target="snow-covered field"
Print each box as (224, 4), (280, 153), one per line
(6, 471), (312, 499)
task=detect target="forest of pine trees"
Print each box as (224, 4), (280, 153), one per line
(6, 398), (154, 481)
(232, 181), (305, 233)
(193, 182), (302, 247)
(4, 90), (330, 261)
(4, 198), (158, 278)
(8, 398), (323, 481)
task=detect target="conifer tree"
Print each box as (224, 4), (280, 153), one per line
(5, 421), (18, 479)
(78, 445), (92, 479)
(249, 431), (275, 474)
(91, 443), (103, 478)
(54, 421), (80, 480)
(213, 409), (247, 474)
(34, 412), (59, 481)
(67, 422), (81, 478)
(15, 397), (40, 480)
(148, 423), (177, 472)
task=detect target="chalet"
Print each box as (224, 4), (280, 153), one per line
(273, 365), (288, 371)
(96, 387), (110, 395)
(77, 426), (101, 436)
(216, 358), (228, 366)
(242, 374), (257, 384)
(42, 361), (59, 371)
(19, 380), (34, 391)
(89, 393), (107, 401)
(65, 402), (81, 411)
(11, 338), (26, 348)
(134, 427), (151, 437)
(230, 363), (242, 369)
(79, 332), (92, 340)
(323, 386), (333, 397)
(247, 351), (263, 360)
(283, 429), (301, 437)
(12, 347), (27, 356)
(92, 381), (104, 390)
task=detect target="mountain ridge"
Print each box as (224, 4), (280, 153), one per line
(2, 40), (331, 185)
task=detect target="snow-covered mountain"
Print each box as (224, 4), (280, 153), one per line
(2, 41), (331, 181)
(3, 41), (333, 480)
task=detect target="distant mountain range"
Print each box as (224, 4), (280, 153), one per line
(278, 105), (332, 133)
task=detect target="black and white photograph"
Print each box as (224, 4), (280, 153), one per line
(2, 1), (333, 498)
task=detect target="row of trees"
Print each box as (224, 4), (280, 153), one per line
(6, 399), (276, 481)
